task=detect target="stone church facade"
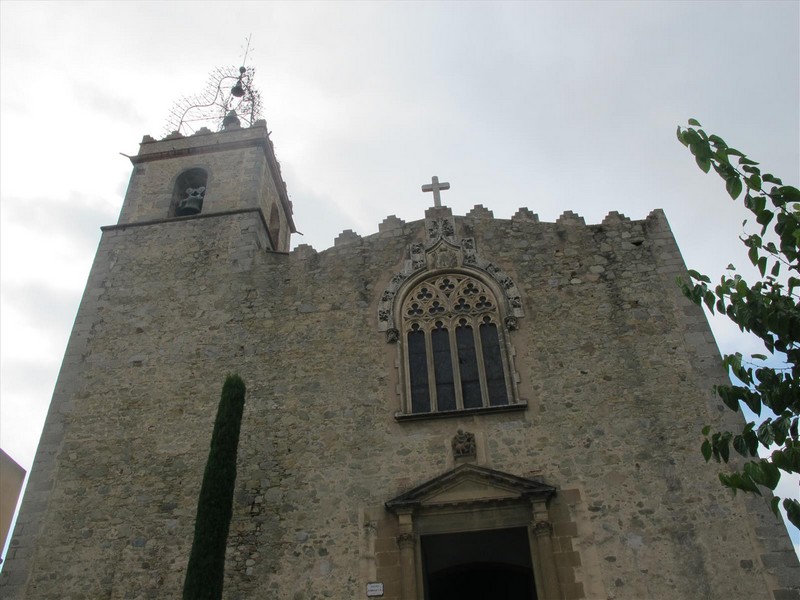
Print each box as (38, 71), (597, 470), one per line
(1, 120), (798, 599)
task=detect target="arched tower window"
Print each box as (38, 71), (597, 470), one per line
(172, 168), (208, 216)
(268, 204), (281, 250)
(400, 273), (512, 415)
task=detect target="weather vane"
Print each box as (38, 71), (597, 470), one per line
(164, 34), (263, 136)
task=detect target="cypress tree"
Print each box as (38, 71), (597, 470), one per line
(183, 374), (246, 600)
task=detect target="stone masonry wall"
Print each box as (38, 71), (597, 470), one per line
(2, 205), (798, 599)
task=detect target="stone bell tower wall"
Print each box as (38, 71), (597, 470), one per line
(0, 207), (279, 598)
(118, 123), (294, 251)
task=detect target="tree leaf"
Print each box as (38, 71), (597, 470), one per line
(744, 390), (762, 415)
(771, 496), (782, 518)
(784, 498), (800, 530)
(756, 208), (773, 229)
(717, 387), (740, 412)
(708, 134), (727, 148)
(747, 174), (763, 191)
(687, 269), (711, 283)
(701, 440), (712, 462)
(677, 126), (688, 146)
(719, 438), (730, 462)
(761, 461), (781, 490)
(757, 420), (775, 446)
(748, 245), (759, 266)
(778, 186), (800, 200)
(746, 431), (758, 456)
(726, 177), (743, 199)
(677, 122), (799, 514)
(733, 435), (748, 457)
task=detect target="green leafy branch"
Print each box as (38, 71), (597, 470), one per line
(677, 119), (800, 528)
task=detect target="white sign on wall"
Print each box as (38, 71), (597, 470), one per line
(366, 582), (384, 597)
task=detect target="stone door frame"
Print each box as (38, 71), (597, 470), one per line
(386, 464), (561, 600)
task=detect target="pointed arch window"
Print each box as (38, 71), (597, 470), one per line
(399, 274), (515, 416)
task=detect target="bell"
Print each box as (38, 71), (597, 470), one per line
(231, 82), (245, 98)
(222, 110), (241, 129)
(176, 196), (203, 216)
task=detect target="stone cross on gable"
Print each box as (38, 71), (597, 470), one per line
(421, 175), (450, 207)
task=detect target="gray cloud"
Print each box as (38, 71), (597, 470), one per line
(1, 281), (83, 334)
(71, 79), (146, 126)
(2, 193), (116, 252)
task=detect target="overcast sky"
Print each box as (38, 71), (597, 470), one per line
(1, 1), (798, 554)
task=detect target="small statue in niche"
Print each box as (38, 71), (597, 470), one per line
(177, 186), (206, 216)
(452, 429), (476, 458)
(504, 315), (519, 331)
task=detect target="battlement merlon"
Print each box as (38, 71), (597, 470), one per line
(128, 121), (295, 234)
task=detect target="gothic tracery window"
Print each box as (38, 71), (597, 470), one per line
(401, 273), (512, 414)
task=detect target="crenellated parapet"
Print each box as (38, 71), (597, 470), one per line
(307, 206), (672, 256)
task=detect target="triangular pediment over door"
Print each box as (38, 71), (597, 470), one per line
(386, 463), (556, 513)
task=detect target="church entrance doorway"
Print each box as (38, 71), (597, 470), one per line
(420, 527), (537, 600)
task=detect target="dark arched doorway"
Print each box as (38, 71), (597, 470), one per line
(421, 528), (537, 600)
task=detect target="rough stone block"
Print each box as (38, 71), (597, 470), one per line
(601, 211), (630, 225)
(467, 204), (494, 219)
(512, 207), (539, 222)
(334, 229), (363, 247)
(557, 210), (585, 225)
(292, 243), (317, 258)
(379, 215), (405, 232)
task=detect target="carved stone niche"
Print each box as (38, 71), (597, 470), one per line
(451, 429), (476, 459)
(385, 464), (561, 600)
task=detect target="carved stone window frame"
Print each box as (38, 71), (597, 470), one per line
(396, 269), (521, 418)
(377, 207), (525, 420)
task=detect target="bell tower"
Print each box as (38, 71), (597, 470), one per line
(0, 65), (300, 599)
(119, 120), (295, 251)
(118, 63), (295, 251)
